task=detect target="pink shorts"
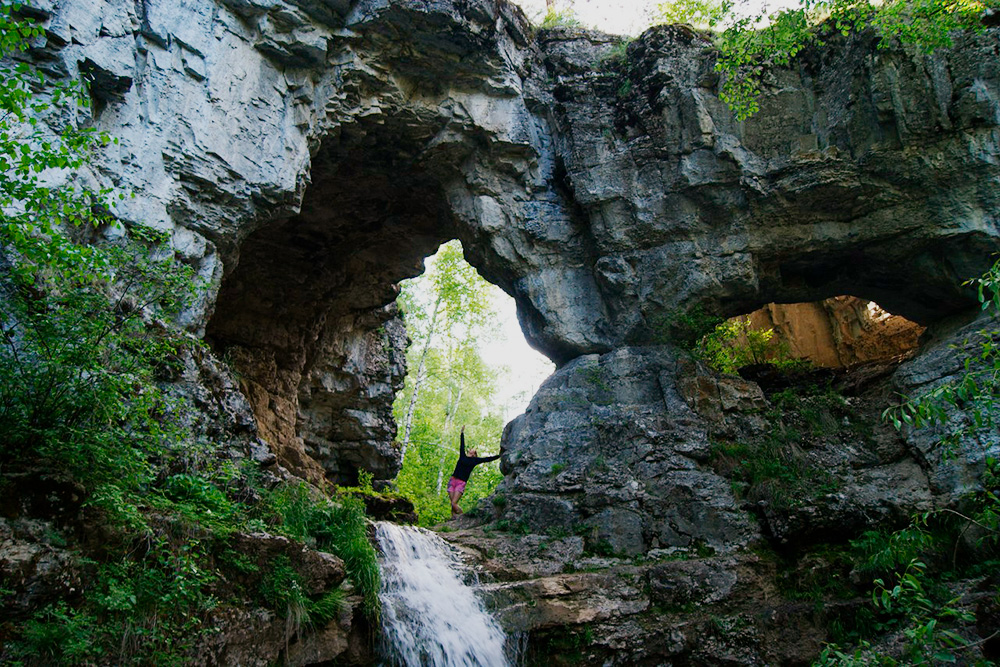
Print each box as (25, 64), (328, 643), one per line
(447, 477), (466, 494)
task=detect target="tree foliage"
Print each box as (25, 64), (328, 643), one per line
(653, 0), (999, 119)
(654, 0), (732, 29)
(695, 315), (808, 374)
(393, 241), (506, 526)
(0, 1), (192, 520)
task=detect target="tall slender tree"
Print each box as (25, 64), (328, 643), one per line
(398, 241), (494, 461)
(393, 241), (506, 525)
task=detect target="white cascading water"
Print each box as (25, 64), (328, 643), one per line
(375, 521), (513, 667)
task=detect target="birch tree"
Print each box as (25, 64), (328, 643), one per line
(393, 241), (505, 525)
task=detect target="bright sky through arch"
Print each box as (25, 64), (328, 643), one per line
(404, 244), (555, 422)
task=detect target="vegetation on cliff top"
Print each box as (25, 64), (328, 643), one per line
(547, 0), (998, 119)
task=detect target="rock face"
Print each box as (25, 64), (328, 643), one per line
(10, 0), (1000, 661)
(21, 0), (999, 489)
(496, 347), (759, 556)
(446, 527), (838, 665)
(742, 296), (925, 368)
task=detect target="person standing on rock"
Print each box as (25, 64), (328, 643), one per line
(447, 425), (500, 518)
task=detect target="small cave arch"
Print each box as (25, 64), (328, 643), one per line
(732, 296), (926, 370)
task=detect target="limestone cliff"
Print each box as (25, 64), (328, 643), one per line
(29, 0), (998, 489)
(4, 0), (1000, 662)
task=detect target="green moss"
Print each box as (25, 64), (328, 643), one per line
(710, 436), (837, 510)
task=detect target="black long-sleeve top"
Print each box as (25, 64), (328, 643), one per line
(450, 433), (500, 482)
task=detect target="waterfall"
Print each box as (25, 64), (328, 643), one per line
(375, 522), (513, 667)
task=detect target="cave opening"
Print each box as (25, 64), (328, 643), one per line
(202, 109), (551, 489)
(701, 295), (927, 380)
(735, 296), (925, 368)
(203, 112), (466, 488)
(390, 239), (554, 524)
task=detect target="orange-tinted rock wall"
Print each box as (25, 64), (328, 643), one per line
(744, 296), (925, 368)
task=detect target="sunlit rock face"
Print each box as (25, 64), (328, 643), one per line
(740, 297), (925, 368)
(28, 0), (1000, 513)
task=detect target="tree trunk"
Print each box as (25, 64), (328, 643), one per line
(436, 450), (447, 494)
(443, 386), (463, 433)
(400, 295), (442, 462)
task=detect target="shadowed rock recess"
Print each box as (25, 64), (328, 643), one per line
(10, 0), (1000, 661)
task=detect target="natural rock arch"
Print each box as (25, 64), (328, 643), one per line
(205, 111), (476, 485)
(198, 10), (1000, 494)
(30, 0), (995, 503)
(8, 0), (1000, 661)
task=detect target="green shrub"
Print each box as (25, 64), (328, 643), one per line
(697, 316), (790, 373)
(307, 589), (347, 627)
(652, 305), (724, 348)
(820, 260), (1000, 664)
(14, 537), (219, 665)
(15, 603), (99, 664)
(260, 554), (311, 642)
(265, 483), (381, 620)
(711, 436), (836, 510)
(539, 8), (581, 29)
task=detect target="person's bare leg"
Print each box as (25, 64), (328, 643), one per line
(453, 488), (465, 515)
(449, 488), (462, 517)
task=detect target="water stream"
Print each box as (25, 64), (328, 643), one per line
(375, 522), (514, 667)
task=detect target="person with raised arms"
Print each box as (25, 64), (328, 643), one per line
(446, 425), (500, 518)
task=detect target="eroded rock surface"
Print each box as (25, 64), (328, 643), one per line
(8, 0), (1000, 661)
(494, 347), (758, 556)
(743, 296), (925, 368)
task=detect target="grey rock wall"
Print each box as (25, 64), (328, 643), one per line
(15, 0), (1000, 506)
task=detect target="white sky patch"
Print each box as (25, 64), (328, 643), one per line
(513, 0), (661, 35)
(510, 0), (803, 34)
(480, 285), (555, 421)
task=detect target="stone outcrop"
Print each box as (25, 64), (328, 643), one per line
(495, 347), (759, 556)
(445, 522), (997, 665)
(446, 527), (834, 665)
(8, 0), (1000, 661)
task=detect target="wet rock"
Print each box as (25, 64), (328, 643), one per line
(891, 312), (1000, 501)
(351, 492), (418, 524)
